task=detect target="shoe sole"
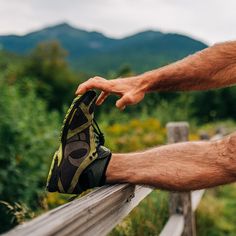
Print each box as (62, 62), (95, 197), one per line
(46, 91), (97, 193)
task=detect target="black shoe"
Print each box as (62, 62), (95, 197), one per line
(46, 90), (111, 194)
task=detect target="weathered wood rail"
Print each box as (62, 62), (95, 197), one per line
(4, 122), (223, 236)
(4, 184), (152, 236)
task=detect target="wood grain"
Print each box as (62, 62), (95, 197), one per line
(3, 184), (152, 236)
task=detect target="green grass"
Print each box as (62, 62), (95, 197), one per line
(109, 190), (169, 236)
(196, 183), (236, 236)
(109, 184), (236, 236)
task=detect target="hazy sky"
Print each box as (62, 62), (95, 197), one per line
(0, 0), (236, 45)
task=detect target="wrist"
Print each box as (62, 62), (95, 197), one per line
(136, 69), (163, 93)
(132, 75), (147, 94)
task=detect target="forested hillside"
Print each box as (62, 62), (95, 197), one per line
(0, 23), (207, 74)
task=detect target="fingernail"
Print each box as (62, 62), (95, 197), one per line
(75, 88), (82, 95)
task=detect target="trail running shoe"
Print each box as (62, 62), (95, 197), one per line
(46, 90), (111, 194)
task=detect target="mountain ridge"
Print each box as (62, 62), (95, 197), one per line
(0, 22), (208, 74)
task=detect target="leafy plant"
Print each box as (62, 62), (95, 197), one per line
(0, 77), (60, 232)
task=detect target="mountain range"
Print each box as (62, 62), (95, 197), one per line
(0, 23), (207, 74)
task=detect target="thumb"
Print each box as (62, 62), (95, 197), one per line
(116, 95), (133, 110)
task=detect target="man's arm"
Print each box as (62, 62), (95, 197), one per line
(106, 132), (236, 191)
(76, 41), (236, 109)
(143, 41), (236, 92)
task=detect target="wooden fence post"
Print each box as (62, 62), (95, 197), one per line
(166, 122), (196, 236)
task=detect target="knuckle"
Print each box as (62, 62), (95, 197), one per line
(88, 77), (94, 82)
(87, 77), (99, 86)
(82, 84), (87, 90)
(109, 80), (116, 89)
(78, 83), (85, 88)
(94, 76), (104, 81)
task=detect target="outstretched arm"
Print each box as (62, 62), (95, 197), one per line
(106, 132), (236, 191)
(76, 41), (236, 109)
(143, 41), (236, 92)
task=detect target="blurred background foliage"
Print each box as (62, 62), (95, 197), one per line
(0, 40), (236, 235)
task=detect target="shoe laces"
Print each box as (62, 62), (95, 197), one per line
(92, 119), (105, 146)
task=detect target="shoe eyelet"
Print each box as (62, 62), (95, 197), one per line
(89, 156), (93, 160)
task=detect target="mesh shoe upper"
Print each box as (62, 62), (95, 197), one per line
(46, 90), (111, 194)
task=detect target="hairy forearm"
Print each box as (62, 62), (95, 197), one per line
(138, 41), (236, 92)
(106, 133), (236, 191)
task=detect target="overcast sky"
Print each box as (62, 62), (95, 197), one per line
(0, 0), (236, 45)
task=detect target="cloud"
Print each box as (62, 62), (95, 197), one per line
(0, 0), (236, 44)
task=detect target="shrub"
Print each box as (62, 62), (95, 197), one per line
(0, 77), (60, 232)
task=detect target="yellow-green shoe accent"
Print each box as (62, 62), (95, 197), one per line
(46, 90), (111, 194)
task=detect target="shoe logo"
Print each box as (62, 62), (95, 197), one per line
(65, 141), (90, 167)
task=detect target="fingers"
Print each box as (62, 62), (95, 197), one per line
(75, 76), (109, 95)
(75, 76), (143, 110)
(96, 91), (110, 105)
(116, 99), (126, 110)
(116, 94), (134, 110)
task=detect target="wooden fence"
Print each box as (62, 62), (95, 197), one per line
(4, 122), (222, 236)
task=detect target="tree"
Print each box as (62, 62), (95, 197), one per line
(23, 41), (80, 110)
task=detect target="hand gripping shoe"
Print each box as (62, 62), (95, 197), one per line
(46, 90), (111, 194)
